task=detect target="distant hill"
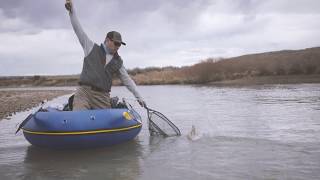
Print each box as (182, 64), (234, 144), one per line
(1, 47), (320, 87)
(129, 47), (320, 85)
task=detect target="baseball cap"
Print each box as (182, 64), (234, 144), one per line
(106, 31), (126, 45)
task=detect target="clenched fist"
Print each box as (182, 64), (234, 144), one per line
(65, 0), (72, 13)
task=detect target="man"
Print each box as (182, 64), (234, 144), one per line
(65, 0), (146, 110)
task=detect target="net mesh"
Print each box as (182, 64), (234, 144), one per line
(148, 109), (181, 137)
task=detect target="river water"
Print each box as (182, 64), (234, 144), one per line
(0, 84), (319, 179)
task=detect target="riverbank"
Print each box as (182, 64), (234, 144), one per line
(1, 73), (320, 120)
(209, 74), (320, 86)
(0, 90), (73, 120)
(1, 74), (320, 87)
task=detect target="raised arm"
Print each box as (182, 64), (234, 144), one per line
(65, 0), (94, 57)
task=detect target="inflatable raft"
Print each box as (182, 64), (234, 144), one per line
(21, 102), (142, 149)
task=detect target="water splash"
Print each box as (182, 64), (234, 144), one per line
(187, 125), (202, 141)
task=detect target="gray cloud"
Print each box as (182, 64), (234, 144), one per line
(0, 0), (320, 75)
(0, 0), (67, 32)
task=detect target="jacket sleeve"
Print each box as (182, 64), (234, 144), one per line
(68, 4), (94, 57)
(118, 65), (144, 100)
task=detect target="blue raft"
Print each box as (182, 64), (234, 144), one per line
(21, 107), (142, 149)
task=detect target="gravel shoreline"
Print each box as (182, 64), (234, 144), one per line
(0, 90), (73, 120)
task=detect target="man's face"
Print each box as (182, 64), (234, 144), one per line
(105, 38), (121, 54)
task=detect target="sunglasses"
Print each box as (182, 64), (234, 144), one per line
(111, 40), (121, 47)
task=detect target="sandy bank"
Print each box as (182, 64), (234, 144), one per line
(0, 90), (73, 120)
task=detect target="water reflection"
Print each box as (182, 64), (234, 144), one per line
(23, 140), (143, 180)
(147, 136), (181, 152)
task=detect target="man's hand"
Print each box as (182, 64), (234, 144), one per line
(137, 99), (147, 108)
(65, 0), (72, 13)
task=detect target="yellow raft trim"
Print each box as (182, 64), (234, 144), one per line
(22, 124), (142, 136)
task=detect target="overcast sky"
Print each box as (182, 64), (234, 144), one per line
(0, 0), (319, 76)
